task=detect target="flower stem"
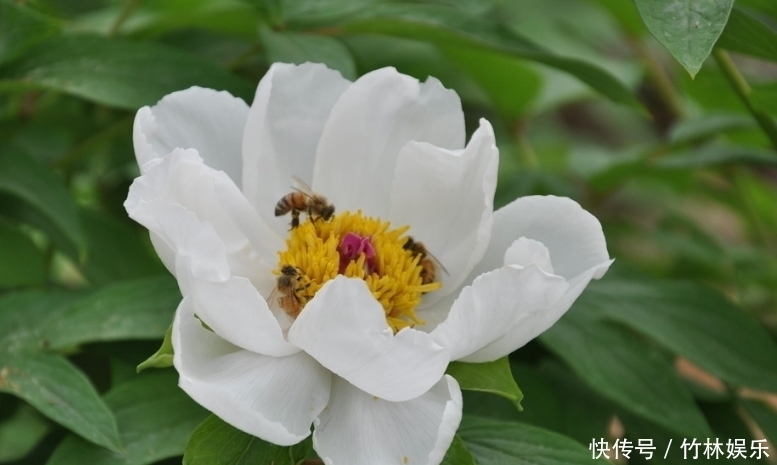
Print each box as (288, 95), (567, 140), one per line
(109, 0), (141, 37)
(513, 120), (539, 169)
(635, 39), (685, 121)
(712, 49), (777, 151)
(732, 167), (776, 251)
(225, 44), (263, 72)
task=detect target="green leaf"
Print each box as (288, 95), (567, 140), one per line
(718, 6), (777, 63)
(72, 0), (260, 39)
(657, 144), (777, 168)
(183, 415), (312, 465)
(0, 290), (81, 351)
(670, 113), (756, 144)
(589, 0), (646, 37)
(580, 278), (777, 393)
(616, 411), (702, 464)
(0, 404), (50, 462)
(0, 0), (60, 65)
(742, 399), (777, 446)
(459, 416), (608, 465)
(703, 402), (758, 449)
(0, 195), (77, 260)
(282, 0), (379, 27)
(540, 315), (713, 438)
(0, 223), (45, 288)
(739, 0), (777, 18)
(332, 4), (640, 108)
(442, 46), (541, 120)
(0, 288), (192, 453)
(446, 357), (523, 409)
(679, 65), (745, 112)
(260, 28), (357, 80)
(0, 34), (254, 110)
(440, 435), (475, 465)
(620, 404), (755, 464)
(634, 0), (735, 77)
(0, 352), (121, 452)
(252, 0), (284, 26)
(79, 209), (167, 286)
(40, 275), (180, 350)
(0, 150), (84, 256)
(136, 325), (174, 373)
(751, 81), (777, 115)
(46, 371), (209, 465)
(511, 361), (614, 445)
(733, 171), (777, 237)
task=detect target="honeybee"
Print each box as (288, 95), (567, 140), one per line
(403, 237), (449, 286)
(268, 265), (311, 317)
(275, 177), (335, 229)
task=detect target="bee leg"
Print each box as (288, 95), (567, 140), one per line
(308, 209), (319, 223)
(290, 210), (300, 229)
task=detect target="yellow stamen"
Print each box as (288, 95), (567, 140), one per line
(275, 211), (441, 332)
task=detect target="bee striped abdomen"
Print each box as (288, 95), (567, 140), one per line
(403, 236), (448, 287)
(274, 186), (334, 229)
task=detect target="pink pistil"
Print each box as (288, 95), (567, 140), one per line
(338, 232), (376, 274)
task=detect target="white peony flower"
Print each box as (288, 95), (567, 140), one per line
(125, 62), (612, 465)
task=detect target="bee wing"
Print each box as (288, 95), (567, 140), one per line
(416, 246), (451, 276)
(266, 287), (281, 309)
(290, 175), (315, 198)
(424, 249), (450, 276)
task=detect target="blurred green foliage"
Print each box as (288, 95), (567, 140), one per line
(1, 0), (777, 463)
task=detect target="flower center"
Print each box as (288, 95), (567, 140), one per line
(273, 211), (442, 332)
(338, 232), (377, 274)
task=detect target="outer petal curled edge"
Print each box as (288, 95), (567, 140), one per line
(313, 375), (462, 465)
(172, 297), (331, 446)
(288, 276), (449, 402)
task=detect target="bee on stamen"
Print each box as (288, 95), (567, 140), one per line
(268, 265), (311, 318)
(403, 237), (449, 287)
(274, 176), (335, 229)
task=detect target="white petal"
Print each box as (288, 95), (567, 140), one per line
(125, 148), (281, 280)
(288, 276), (449, 402)
(133, 87), (248, 186)
(441, 195), (612, 361)
(473, 195), (610, 281)
(390, 119), (498, 303)
(430, 265), (568, 362)
(313, 68), (465, 218)
(462, 259), (613, 362)
(313, 375), (462, 465)
(127, 150), (293, 356)
(241, 63), (351, 235)
(442, 195), (613, 361)
(129, 200), (229, 281)
(415, 291), (458, 334)
(504, 237), (554, 274)
(172, 297), (331, 445)
(187, 274), (299, 357)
